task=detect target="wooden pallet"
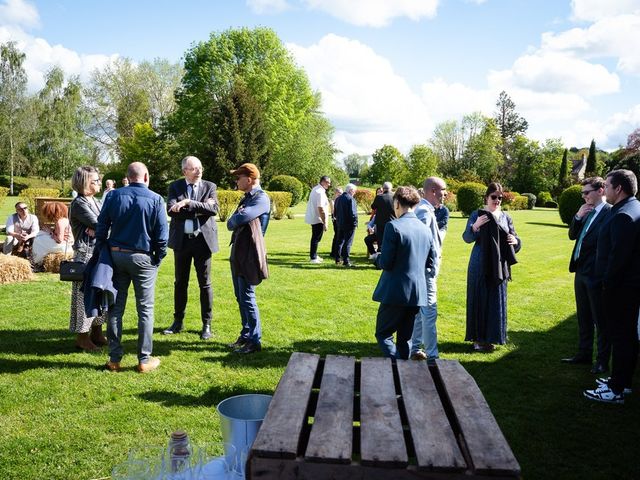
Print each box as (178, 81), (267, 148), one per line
(249, 352), (520, 479)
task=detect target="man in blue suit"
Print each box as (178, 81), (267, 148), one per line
(334, 183), (358, 267)
(585, 169), (640, 404)
(562, 177), (611, 373)
(373, 186), (435, 360)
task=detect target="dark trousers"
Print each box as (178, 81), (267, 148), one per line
(364, 233), (377, 255)
(574, 272), (610, 365)
(173, 234), (213, 326)
(336, 226), (355, 263)
(605, 286), (640, 394)
(309, 222), (324, 260)
(375, 227), (386, 252)
(375, 303), (419, 360)
(330, 217), (339, 259)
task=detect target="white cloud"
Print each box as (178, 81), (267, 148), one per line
(288, 34), (433, 154)
(246, 0), (290, 14)
(488, 52), (619, 96)
(541, 15), (640, 75)
(0, 0), (38, 28)
(301, 0), (439, 27)
(421, 79), (494, 123)
(571, 0), (640, 22)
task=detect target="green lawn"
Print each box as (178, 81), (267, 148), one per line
(0, 196), (638, 479)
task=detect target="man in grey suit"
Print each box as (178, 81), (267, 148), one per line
(373, 186), (435, 360)
(562, 177), (611, 373)
(163, 156), (219, 340)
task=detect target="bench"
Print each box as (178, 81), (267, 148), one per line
(249, 352), (520, 479)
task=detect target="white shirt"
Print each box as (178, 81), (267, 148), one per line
(305, 184), (329, 225)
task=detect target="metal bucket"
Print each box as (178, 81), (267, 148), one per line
(217, 394), (272, 466)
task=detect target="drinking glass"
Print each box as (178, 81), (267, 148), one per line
(196, 442), (236, 479)
(111, 459), (151, 480)
(128, 445), (166, 478)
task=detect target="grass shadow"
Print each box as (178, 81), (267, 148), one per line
(525, 222), (568, 228)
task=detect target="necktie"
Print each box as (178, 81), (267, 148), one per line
(574, 209), (596, 261)
(189, 184), (199, 231)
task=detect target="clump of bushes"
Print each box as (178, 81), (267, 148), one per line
(521, 193), (536, 209)
(20, 188), (61, 211)
(537, 191), (553, 206)
(354, 188), (376, 215)
(457, 182), (486, 216)
(268, 191), (293, 220)
(443, 191), (457, 212)
(0, 186), (9, 203)
(559, 185), (583, 224)
(268, 175), (304, 207)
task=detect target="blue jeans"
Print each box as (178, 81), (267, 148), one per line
(107, 252), (158, 364)
(232, 274), (262, 345)
(410, 274), (438, 358)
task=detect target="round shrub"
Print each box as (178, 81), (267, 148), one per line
(443, 191), (457, 212)
(354, 188), (376, 215)
(558, 185), (583, 225)
(457, 182), (486, 216)
(268, 175), (304, 207)
(521, 193), (536, 209)
(538, 191), (553, 205)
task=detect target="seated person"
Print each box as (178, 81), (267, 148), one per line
(3, 202), (40, 258)
(364, 214), (378, 259)
(32, 201), (74, 265)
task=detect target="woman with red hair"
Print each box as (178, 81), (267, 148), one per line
(31, 201), (74, 265)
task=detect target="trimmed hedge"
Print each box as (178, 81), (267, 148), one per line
(268, 175), (304, 207)
(538, 191), (553, 205)
(268, 191), (293, 220)
(354, 188), (376, 215)
(503, 195), (528, 211)
(20, 188), (61, 211)
(216, 190), (244, 222)
(558, 185), (583, 225)
(457, 182), (486, 216)
(521, 193), (536, 209)
(443, 191), (457, 212)
(0, 186), (8, 203)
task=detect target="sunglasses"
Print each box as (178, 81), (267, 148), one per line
(490, 195), (503, 201)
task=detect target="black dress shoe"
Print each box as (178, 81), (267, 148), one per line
(200, 324), (212, 340)
(591, 362), (608, 374)
(162, 321), (183, 335)
(561, 355), (591, 364)
(227, 337), (248, 350)
(234, 342), (262, 354)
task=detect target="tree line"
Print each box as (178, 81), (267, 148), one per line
(1, 28), (639, 198)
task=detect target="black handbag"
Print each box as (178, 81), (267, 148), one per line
(59, 260), (85, 282)
(59, 223), (85, 282)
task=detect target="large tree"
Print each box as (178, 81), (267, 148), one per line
(586, 138), (597, 175)
(208, 77), (270, 187)
(342, 153), (369, 178)
(31, 67), (91, 189)
(461, 118), (503, 183)
(508, 137), (563, 194)
(169, 27), (333, 184)
(364, 144), (407, 186)
(494, 91), (528, 142)
(0, 41), (29, 194)
(405, 144), (438, 186)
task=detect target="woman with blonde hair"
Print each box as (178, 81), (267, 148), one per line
(68, 166), (107, 352)
(31, 201), (73, 265)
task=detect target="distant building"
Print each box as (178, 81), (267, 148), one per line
(571, 153), (586, 182)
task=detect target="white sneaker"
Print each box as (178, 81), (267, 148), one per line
(596, 377), (632, 395)
(584, 384), (624, 404)
(310, 257), (323, 264)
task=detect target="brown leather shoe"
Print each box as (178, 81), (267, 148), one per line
(410, 351), (427, 361)
(75, 333), (99, 352)
(104, 360), (122, 372)
(136, 357), (161, 373)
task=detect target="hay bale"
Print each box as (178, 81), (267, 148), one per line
(42, 251), (73, 273)
(0, 254), (34, 284)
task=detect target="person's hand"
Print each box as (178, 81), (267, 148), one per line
(472, 214), (490, 233)
(323, 223), (328, 232)
(506, 234), (518, 245)
(85, 228), (95, 238)
(576, 204), (594, 219)
(169, 199), (190, 212)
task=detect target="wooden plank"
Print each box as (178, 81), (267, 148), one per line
(359, 357), (408, 468)
(305, 355), (355, 464)
(396, 360), (467, 472)
(436, 360), (521, 477)
(252, 352), (320, 458)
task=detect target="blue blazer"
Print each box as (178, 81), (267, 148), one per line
(372, 212), (433, 306)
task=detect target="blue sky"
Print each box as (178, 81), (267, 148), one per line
(2, 0), (640, 157)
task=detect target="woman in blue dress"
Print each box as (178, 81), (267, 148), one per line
(462, 183), (521, 352)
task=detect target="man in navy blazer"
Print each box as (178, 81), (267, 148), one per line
(373, 186), (435, 360)
(585, 169), (640, 404)
(563, 177), (611, 373)
(334, 183), (358, 267)
(163, 156), (219, 340)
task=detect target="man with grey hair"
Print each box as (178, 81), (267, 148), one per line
(371, 181), (396, 251)
(584, 169), (640, 404)
(96, 162), (169, 373)
(334, 183), (358, 267)
(163, 155), (219, 340)
(410, 177), (447, 362)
